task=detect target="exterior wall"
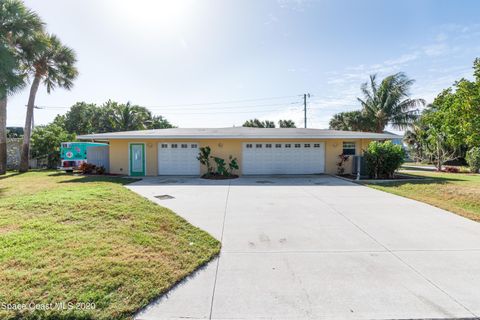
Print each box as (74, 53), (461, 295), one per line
(107, 138), (374, 176)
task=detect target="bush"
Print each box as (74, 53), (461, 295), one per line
(212, 157), (227, 176)
(466, 147), (480, 173)
(31, 124), (76, 169)
(78, 162), (96, 174)
(196, 146), (213, 173)
(364, 141), (405, 179)
(444, 166), (460, 173)
(96, 165), (106, 175)
(336, 154), (350, 175)
(228, 155), (239, 175)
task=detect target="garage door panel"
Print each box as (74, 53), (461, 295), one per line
(158, 143), (200, 175)
(242, 142), (325, 175)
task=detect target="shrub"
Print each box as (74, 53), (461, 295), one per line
(227, 156), (239, 175)
(444, 166), (460, 173)
(212, 157), (227, 176)
(78, 162), (96, 174)
(96, 165), (106, 175)
(364, 141), (405, 179)
(466, 147), (480, 173)
(197, 146), (213, 173)
(336, 154), (350, 175)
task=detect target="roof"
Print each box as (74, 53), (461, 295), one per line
(77, 127), (401, 140)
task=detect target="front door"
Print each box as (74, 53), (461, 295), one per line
(130, 143), (145, 176)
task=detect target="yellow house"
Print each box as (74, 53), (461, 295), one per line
(77, 127), (400, 176)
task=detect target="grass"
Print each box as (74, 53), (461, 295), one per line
(0, 171), (220, 320)
(365, 170), (480, 222)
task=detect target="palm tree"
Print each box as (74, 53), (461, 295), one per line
(278, 119), (296, 128)
(243, 119), (276, 128)
(404, 122), (427, 162)
(19, 33), (78, 172)
(106, 101), (152, 132)
(0, 0), (43, 174)
(357, 73), (425, 133)
(329, 110), (375, 132)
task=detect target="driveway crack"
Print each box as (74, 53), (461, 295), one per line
(208, 181), (231, 320)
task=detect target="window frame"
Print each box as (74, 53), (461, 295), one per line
(342, 141), (356, 155)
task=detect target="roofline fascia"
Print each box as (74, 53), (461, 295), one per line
(77, 134), (401, 140)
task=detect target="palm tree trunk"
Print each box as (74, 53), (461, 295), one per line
(0, 96), (7, 175)
(19, 75), (41, 172)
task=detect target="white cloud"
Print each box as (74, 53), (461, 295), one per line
(277, 0), (311, 11)
(264, 13), (279, 25)
(422, 43), (448, 56)
(384, 53), (419, 66)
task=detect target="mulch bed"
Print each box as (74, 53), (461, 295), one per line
(201, 173), (239, 180)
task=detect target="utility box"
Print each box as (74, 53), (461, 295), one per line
(352, 155), (368, 177)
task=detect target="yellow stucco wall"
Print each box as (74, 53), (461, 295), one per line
(107, 138), (373, 176)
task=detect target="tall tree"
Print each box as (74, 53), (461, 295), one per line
(103, 101), (152, 132)
(148, 114), (174, 129)
(19, 33), (78, 172)
(403, 121), (429, 162)
(61, 102), (99, 135)
(278, 119), (296, 128)
(0, 0), (43, 174)
(329, 110), (375, 131)
(57, 100), (174, 134)
(358, 73), (425, 132)
(329, 73), (425, 133)
(243, 119), (276, 128)
(30, 122), (75, 169)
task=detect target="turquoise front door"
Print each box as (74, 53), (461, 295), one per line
(130, 144), (145, 176)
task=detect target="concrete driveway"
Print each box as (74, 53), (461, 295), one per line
(128, 175), (480, 320)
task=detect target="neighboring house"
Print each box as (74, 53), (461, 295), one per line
(77, 127), (400, 176)
(384, 131), (403, 146)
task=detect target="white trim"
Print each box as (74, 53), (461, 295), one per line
(128, 142), (146, 176)
(79, 134), (400, 140)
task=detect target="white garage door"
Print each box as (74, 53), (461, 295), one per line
(242, 142), (325, 174)
(158, 142), (200, 175)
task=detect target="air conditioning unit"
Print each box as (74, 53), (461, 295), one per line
(352, 155), (368, 177)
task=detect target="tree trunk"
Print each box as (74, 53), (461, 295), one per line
(0, 96), (7, 175)
(19, 75), (41, 172)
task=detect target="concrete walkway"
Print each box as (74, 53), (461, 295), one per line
(128, 175), (480, 320)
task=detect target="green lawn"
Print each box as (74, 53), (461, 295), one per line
(366, 170), (480, 222)
(0, 171), (220, 320)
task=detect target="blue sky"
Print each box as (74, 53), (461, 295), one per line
(7, 0), (480, 131)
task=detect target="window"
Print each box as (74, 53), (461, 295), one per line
(275, 144), (282, 148)
(304, 144), (310, 148)
(266, 144), (272, 148)
(285, 144), (291, 148)
(171, 144), (178, 148)
(181, 144), (188, 148)
(314, 143), (320, 148)
(161, 144), (168, 148)
(342, 142), (356, 155)
(246, 144), (253, 148)
(294, 143), (301, 148)
(191, 144), (198, 148)
(256, 144), (262, 148)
